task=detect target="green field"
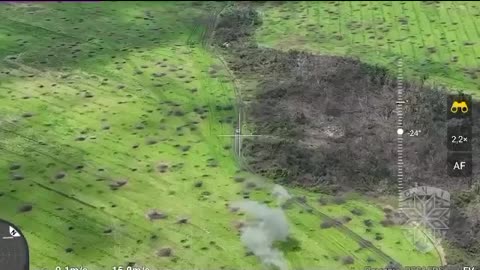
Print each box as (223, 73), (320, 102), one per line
(0, 2), (442, 269)
(256, 1), (480, 96)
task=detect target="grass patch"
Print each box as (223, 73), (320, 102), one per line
(256, 1), (480, 96)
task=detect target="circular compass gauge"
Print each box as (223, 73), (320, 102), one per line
(0, 219), (29, 270)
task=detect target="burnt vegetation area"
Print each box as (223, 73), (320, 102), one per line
(246, 54), (478, 193)
(214, 3), (480, 266)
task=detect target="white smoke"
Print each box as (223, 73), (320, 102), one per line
(272, 184), (292, 205)
(232, 200), (289, 270)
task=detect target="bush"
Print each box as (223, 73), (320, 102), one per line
(214, 4), (262, 44)
(363, 219), (373, 227)
(350, 208), (364, 216)
(380, 218), (395, 227)
(341, 256), (354, 265)
(332, 196), (346, 205)
(320, 219), (335, 229)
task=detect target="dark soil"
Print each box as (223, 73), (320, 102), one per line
(9, 164), (21, 170)
(109, 179), (128, 190)
(156, 247), (173, 257)
(342, 256), (355, 265)
(146, 210), (168, 221)
(213, 2), (480, 266)
(12, 174), (24, 181)
(55, 171), (66, 180)
(18, 204), (33, 213)
(176, 217), (189, 224)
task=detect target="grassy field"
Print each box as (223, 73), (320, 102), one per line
(0, 2), (441, 269)
(256, 1), (480, 96)
(0, 2), (250, 269)
(245, 180), (442, 269)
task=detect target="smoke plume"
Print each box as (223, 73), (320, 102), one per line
(232, 200), (290, 270)
(272, 184), (292, 205)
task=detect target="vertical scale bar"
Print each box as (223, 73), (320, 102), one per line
(396, 59), (405, 209)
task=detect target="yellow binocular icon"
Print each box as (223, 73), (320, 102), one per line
(450, 101), (469, 114)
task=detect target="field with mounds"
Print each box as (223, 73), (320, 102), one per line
(256, 1), (480, 95)
(0, 2), (443, 270)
